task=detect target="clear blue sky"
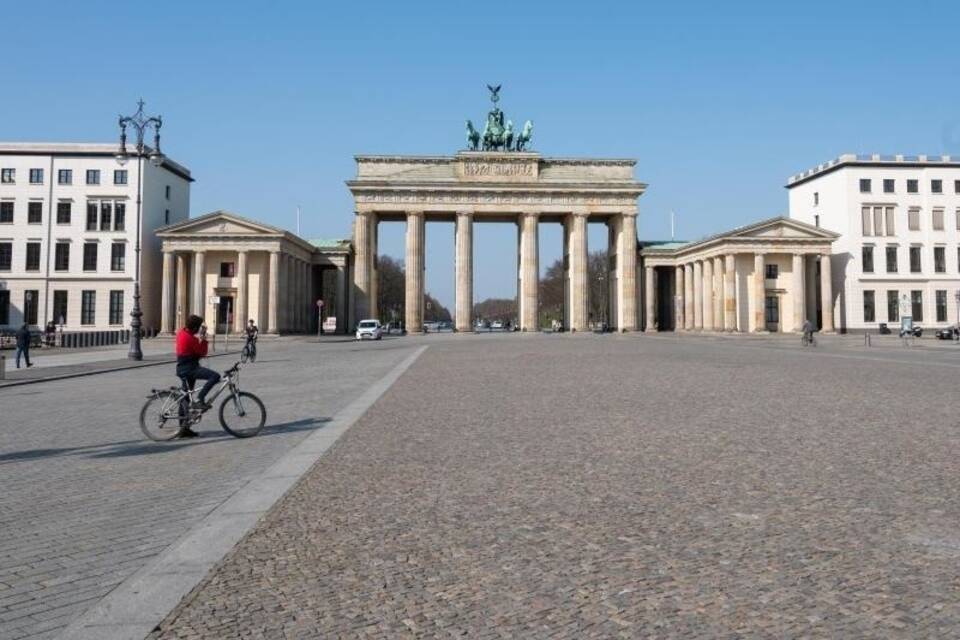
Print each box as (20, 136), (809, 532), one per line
(3, 1), (959, 309)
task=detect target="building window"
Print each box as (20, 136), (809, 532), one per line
(0, 242), (11, 271)
(0, 290), (9, 324)
(934, 246), (946, 273)
(862, 246), (874, 273)
(885, 289), (897, 321)
(23, 290), (38, 325)
(907, 179), (919, 193)
(165, 185), (171, 200)
(955, 180), (960, 194)
(863, 290), (875, 323)
(28, 201), (43, 224)
(82, 242), (97, 271)
(52, 290), (67, 325)
(764, 264), (778, 279)
(113, 170), (128, 185)
(25, 242), (41, 271)
(164, 209), (170, 225)
(100, 202), (112, 231)
(114, 202), (125, 231)
(1, 168), (14, 184)
(956, 209), (960, 231)
(883, 179), (895, 193)
(813, 192), (819, 206)
(908, 208), (920, 231)
(886, 246), (898, 273)
(110, 242), (125, 271)
(57, 201), (71, 224)
(932, 179), (943, 194)
(911, 290), (924, 321)
(0, 201), (11, 223)
(86, 169), (100, 185)
(814, 214), (820, 227)
(933, 209), (945, 231)
(859, 178), (871, 193)
(58, 169), (72, 185)
(219, 262), (236, 277)
(109, 290), (124, 325)
(936, 290), (948, 322)
(54, 242), (70, 271)
(872, 206), (884, 236)
(764, 296), (779, 324)
(861, 206), (872, 236)
(884, 206), (895, 235)
(81, 290), (96, 325)
(909, 246), (922, 273)
(29, 168), (43, 184)
(86, 202), (98, 230)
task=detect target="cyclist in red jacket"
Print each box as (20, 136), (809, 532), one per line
(175, 315), (220, 437)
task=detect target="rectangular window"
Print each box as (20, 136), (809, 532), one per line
(56, 201), (71, 224)
(165, 185), (171, 200)
(862, 246), (874, 273)
(937, 290), (948, 322)
(873, 206), (884, 236)
(0, 242), (11, 270)
(886, 246), (898, 273)
(29, 168), (43, 184)
(932, 179), (943, 194)
(86, 169), (100, 185)
(23, 290), (38, 325)
(1, 168), (14, 183)
(863, 290), (875, 323)
(764, 295), (779, 324)
(885, 206), (895, 236)
(933, 208), (944, 231)
(86, 202), (98, 230)
(911, 290), (924, 321)
(113, 170), (127, 185)
(164, 209), (170, 225)
(28, 201), (42, 224)
(814, 214), (820, 227)
(909, 246), (922, 273)
(907, 179), (919, 193)
(956, 209), (960, 231)
(100, 202), (112, 231)
(109, 290), (124, 325)
(82, 242), (97, 271)
(885, 290), (897, 322)
(52, 290), (67, 325)
(0, 201), (11, 223)
(0, 290), (8, 324)
(25, 242), (41, 271)
(883, 179), (895, 193)
(110, 243), (125, 271)
(58, 169), (72, 185)
(114, 202), (125, 231)
(955, 180), (960, 194)
(220, 262), (236, 277)
(862, 206), (872, 235)
(81, 290), (96, 325)
(859, 178), (871, 193)
(54, 242), (69, 271)
(934, 246), (946, 273)
(908, 208), (920, 231)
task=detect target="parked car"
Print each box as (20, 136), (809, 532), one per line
(899, 325), (923, 338)
(0, 329), (42, 350)
(355, 319), (383, 341)
(935, 324), (960, 340)
(491, 320), (504, 330)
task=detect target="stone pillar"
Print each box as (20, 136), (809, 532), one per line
(268, 251), (279, 334)
(519, 211), (540, 331)
(712, 257), (723, 330)
(617, 211), (638, 331)
(369, 217), (379, 322)
(644, 266), (656, 332)
(805, 255), (818, 324)
(455, 211), (473, 332)
(176, 253), (188, 330)
(568, 211), (589, 331)
(675, 265), (685, 330)
(335, 264), (347, 334)
(235, 250), (248, 333)
(693, 260), (703, 330)
(683, 263), (694, 330)
(405, 211), (425, 333)
(702, 258), (713, 331)
(192, 251), (206, 319)
(791, 253), (805, 333)
(752, 253), (765, 332)
(820, 253), (834, 332)
(352, 211), (373, 327)
(160, 251), (175, 334)
(723, 254), (736, 331)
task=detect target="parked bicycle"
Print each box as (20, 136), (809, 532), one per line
(140, 361), (266, 441)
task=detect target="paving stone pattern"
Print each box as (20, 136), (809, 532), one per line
(151, 334), (960, 639)
(0, 338), (417, 639)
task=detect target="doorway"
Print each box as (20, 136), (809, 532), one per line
(764, 294), (780, 332)
(216, 296), (234, 334)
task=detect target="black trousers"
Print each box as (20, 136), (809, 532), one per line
(178, 365), (220, 403)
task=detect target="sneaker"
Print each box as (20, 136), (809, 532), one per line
(192, 400), (213, 412)
(179, 428), (200, 438)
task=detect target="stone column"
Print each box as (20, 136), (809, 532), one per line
(268, 251), (279, 334)
(519, 211), (540, 331)
(160, 251), (175, 334)
(683, 263), (694, 330)
(791, 253), (805, 333)
(335, 264), (347, 334)
(805, 255), (818, 324)
(235, 250), (248, 333)
(723, 254), (736, 331)
(192, 251), (206, 319)
(176, 253), (188, 330)
(369, 217), (379, 322)
(617, 211), (638, 331)
(455, 211), (474, 332)
(752, 253), (765, 332)
(693, 261), (703, 330)
(352, 211), (373, 327)
(675, 265), (685, 330)
(644, 266), (656, 332)
(405, 211), (425, 333)
(712, 257), (723, 330)
(568, 211), (589, 331)
(702, 258), (713, 331)
(820, 253), (834, 332)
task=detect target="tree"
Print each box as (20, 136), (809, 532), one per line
(538, 250), (610, 327)
(473, 298), (516, 323)
(376, 255), (452, 325)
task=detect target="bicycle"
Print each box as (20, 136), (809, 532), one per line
(801, 332), (817, 347)
(241, 334), (257, 363)
(139, 361), (266, 441)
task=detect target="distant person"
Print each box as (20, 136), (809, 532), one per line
(44, 321), (56, 347)
(15, 323), (33, 368)
(802, 319), (814, 343)
(245, 319), (258, 342)
(174, 315), (220, 437)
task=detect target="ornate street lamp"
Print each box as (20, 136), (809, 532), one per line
(116, 99), (164, 361)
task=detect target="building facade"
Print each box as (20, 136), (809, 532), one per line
(0, 143), (192, 332)
(788, 154), (960, 331)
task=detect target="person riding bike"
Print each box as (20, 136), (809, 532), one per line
(802, 318), (815, 345)
(243, 319), (258, 360)
(245, 319), (258, 342)
(175, 315), (220, 437)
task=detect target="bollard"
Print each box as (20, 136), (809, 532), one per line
(864, 333), (871, 347)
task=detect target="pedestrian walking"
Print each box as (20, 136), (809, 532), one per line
(15, 323), (33, 368)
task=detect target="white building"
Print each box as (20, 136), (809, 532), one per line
(0, 143), (192, 332)
(788, 154), (960, 332)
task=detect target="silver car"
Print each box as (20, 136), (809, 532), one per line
(355, 319), (383, 341)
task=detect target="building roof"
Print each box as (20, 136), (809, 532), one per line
(786, 153), (960, 188)
(307, 238), (351, 251)
(641, 216), (838, 257)
(0, 141), (193, 182)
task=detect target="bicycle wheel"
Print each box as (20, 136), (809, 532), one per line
(219, 391), (266, 438)
(140, 390), (187, 442)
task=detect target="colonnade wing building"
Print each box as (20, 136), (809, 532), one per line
(346, 151), (647, 333)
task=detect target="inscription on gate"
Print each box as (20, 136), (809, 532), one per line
(457, 158), (539, 182)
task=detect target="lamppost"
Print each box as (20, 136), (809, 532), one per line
(597, 271), (607, 332)
(116, 100), (164, 361)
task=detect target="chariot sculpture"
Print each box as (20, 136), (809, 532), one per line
(465, 85), (533, 152)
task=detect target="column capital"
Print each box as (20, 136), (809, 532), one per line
(621, 207), (638, 218)
(520, 209), (540, 219)
(355, 208), (375, 217)
(406, 209), (425, 219)
(456, 209), (473, 219)
(570, 208), (590, 218)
